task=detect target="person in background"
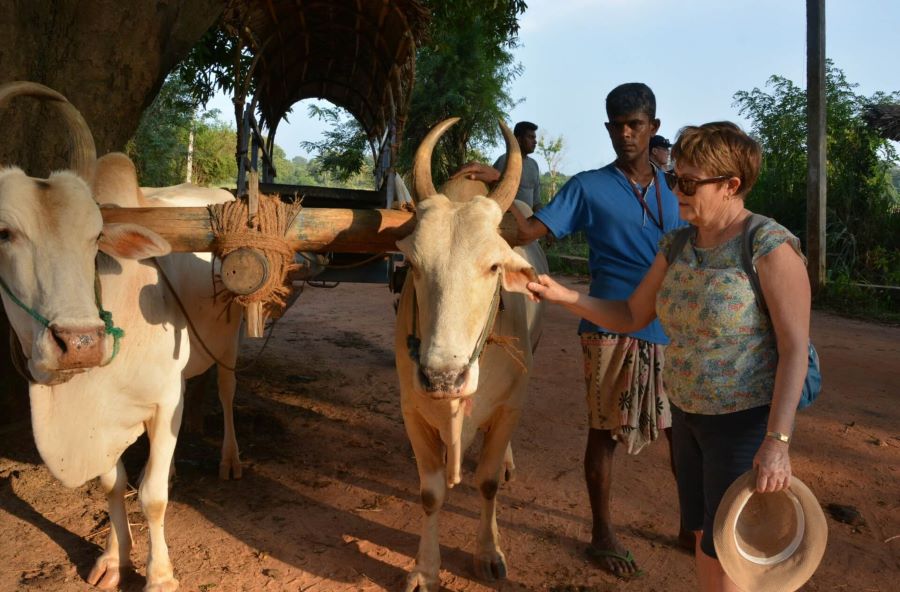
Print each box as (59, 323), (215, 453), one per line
(457, 120), (543, 210)
(509, 83), (686, 578)
(526, 121), (810, 592)
(650, 134), (672, 170)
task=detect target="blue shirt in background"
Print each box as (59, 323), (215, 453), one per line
(534, 162), (685, 344)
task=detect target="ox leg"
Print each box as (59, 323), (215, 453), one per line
(403, 413), (447, 592)
(87, 460), (132, 590)
(472, 413), (519, 581)
(503, 442), (516, 482)
(139, 398), (183, 592)
(216, 365), (242, 480)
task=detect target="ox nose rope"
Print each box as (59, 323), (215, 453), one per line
(0, 274), (52, 327)
(0, 266), (124, 369)
(407, 276), (504, 368)
(94, 271), (124, 366)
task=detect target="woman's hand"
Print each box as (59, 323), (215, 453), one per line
(526, 274), (577, 305)
(753, 437), (792, 492)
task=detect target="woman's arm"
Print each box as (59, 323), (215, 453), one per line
(752, 241), (811, 493)
(527, 251), (668, 332)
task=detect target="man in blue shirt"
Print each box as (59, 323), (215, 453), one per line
(511, 83), (685, 577)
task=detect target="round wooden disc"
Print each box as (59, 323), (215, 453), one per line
(220, 248), (269, 295)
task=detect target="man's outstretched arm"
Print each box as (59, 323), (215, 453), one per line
(509, 204), (550, 244)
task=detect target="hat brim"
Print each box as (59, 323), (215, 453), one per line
(713, 470), (828, 592)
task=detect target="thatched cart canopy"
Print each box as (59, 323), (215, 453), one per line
(222, 0), (429, 146)
(864, 103), (900, 141)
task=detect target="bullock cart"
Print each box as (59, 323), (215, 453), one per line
(97, 0), (524, 333)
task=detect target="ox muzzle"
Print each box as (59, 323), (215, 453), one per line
(47, 323), (107, 369)
(416, 363), (472, 399)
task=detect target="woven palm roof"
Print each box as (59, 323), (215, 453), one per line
(864, 103), (900, 141)
(222, 0), (429, 144)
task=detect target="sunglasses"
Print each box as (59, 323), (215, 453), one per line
(664, 171), (731, 196)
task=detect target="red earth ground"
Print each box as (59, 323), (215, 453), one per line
(0, 276), (897, 592)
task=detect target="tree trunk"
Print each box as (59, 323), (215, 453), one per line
(0, 0), (225, 410)
(0, 0), (226, 177)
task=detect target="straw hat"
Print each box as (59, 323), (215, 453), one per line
(713, 470), (828, 592)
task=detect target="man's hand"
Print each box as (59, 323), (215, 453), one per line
(451, 161), (501, 184)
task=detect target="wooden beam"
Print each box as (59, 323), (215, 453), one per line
(100, 206), (523, 254)
(807, 0), (827, 293)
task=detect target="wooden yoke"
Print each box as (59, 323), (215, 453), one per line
(100, 206), (523, 253)
(242, 172), (265, 336)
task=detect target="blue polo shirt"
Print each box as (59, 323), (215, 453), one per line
(534, 162), (685, 344)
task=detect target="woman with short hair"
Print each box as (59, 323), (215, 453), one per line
(528, 121), (811, 592)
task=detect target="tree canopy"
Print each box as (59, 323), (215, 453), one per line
(127, 77), (237, 188)
(398, 0), (527, 184)
(734, 62), (900, 293)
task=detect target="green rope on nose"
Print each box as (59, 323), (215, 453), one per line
(98, 308), (124, 365)
(0, 268), (124, 366)
(0, 274), (51, 328)
(95, 274), (124, 367)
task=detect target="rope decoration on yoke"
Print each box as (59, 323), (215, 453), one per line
(209, 194), (303, 319)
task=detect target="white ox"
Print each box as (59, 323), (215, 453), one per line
(395, 118), (547, 591)
(136, 182), (244, 480)
(0, 81), (207, 591)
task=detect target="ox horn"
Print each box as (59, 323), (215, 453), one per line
(0, 81), (97, 180)
(487, 120), (522, 213)
(412, 117), (461, 204)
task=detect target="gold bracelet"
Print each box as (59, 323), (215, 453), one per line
(766, 430), (791, 444)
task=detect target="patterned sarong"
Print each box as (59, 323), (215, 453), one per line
(581, 332), (672, 454)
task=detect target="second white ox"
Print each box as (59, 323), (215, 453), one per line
(395, 119), (547, 591)
(137, 182), (244, 480)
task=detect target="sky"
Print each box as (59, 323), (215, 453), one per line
(208, 0), (900, 175)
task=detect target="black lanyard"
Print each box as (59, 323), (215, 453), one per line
(620, 169), (664, 231)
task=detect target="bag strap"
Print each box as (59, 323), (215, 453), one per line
(740, 213), (773, 316)
(665, 225), (695, 265)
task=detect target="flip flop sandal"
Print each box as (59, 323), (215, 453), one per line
(584, 546), (647, 579)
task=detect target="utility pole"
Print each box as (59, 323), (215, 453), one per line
(186, 118), (195, 183)
(806, 0), (826, 293)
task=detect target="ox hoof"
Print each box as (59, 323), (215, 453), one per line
(219, 459), (243, 480)
(404, 571), (439, 592)
(87, 555), (125, 590)
(144, 576), (179, 592)
(473, 549), (508, 581)
(504, 465), (516, 482)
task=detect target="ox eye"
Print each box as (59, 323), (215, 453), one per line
(0, 229), (10, 242)
(490, 263), (500, 273)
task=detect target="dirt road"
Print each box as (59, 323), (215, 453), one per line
(1, 277), (897, 591)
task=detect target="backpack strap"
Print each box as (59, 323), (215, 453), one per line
(665, 226), (696, 265)
(740, 213), (773, 316)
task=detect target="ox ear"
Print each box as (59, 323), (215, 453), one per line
(501, 249), (539, 295)
(99, 222), (171, 260)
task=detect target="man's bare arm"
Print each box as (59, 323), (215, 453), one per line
(509, 204), (550, 244)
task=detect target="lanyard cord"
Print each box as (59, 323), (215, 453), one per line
(618, 167), (664, 230)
